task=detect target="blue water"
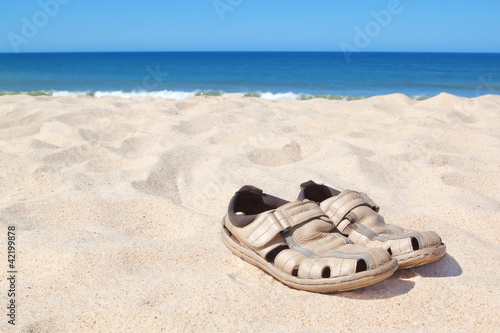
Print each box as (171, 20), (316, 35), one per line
(0, 52), (499, 99)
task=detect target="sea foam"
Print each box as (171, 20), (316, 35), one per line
(0, 90), (432, 101)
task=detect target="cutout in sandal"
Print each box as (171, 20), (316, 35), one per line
(321, 267), (331, 278)
(265, 245), (289, 264)
(411, 237), (420, 251)
(355, 259), (367, 273)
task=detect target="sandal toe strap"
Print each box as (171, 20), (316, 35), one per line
(246, 201), (327, 248)
(320, 190), (380, 228)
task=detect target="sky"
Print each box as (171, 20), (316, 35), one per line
(1, 0), (499, 53)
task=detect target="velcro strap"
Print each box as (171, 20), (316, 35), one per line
(320, 190), (379, 227)
(359, 192), (380, 212)
(246, 201), (326, 248)
(336, 218), (352, 233)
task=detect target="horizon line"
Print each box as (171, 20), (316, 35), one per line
(1, 50), (500, 55)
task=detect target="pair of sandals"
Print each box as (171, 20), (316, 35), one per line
(222, 180), (446, 293)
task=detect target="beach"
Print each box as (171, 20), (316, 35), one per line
(1, 93), (499, 331)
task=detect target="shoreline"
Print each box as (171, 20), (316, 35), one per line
(0, 90), (430, 100)
(2, 90), (499, 101)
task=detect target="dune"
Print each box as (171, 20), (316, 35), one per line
(0, 93), (499, 331)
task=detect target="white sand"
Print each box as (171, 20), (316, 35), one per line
(0, 93), (499, 331)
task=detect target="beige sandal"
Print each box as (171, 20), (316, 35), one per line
(222, 186), (398, 293)
(297, 181), (446, 269)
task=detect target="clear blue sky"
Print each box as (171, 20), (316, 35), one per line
(1, 0), (499, 53)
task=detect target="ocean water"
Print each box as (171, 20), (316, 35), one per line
(0, 52), (499, 100)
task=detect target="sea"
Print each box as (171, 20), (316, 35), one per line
(0, 52), (499, 100)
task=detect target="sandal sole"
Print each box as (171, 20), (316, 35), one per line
(221, 226), (398, 293)
(394, 244), (447, 270)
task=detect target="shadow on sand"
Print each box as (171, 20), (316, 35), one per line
(336, 274), (415, 299)
(401, 253), (462, 278)
(335, 253), (461, 299)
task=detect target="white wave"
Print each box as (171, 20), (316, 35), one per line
(259, 92), (301, 100)
(52, 91), (88, 97)
(92, 90), (304, 100)
(44, 90), (322, 100)
(93, 90), (197, 99)
(410, 94), (430, 101)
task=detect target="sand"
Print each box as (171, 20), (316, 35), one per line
(0, 93), (499, 332)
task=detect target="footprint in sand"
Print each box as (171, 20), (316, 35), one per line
(30, 139), (59, 149)
(0, 123), (41, 139)
(447, 110), (474, 124)
(174, 101), (195, 111)
(172, 116), (219, 135)
(43, 146), (97, 165)
(248, 141), (303, 166)
(440, 171), (500, 210)
(106, 135), (154, 158)
(132, 146), (200, 203)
